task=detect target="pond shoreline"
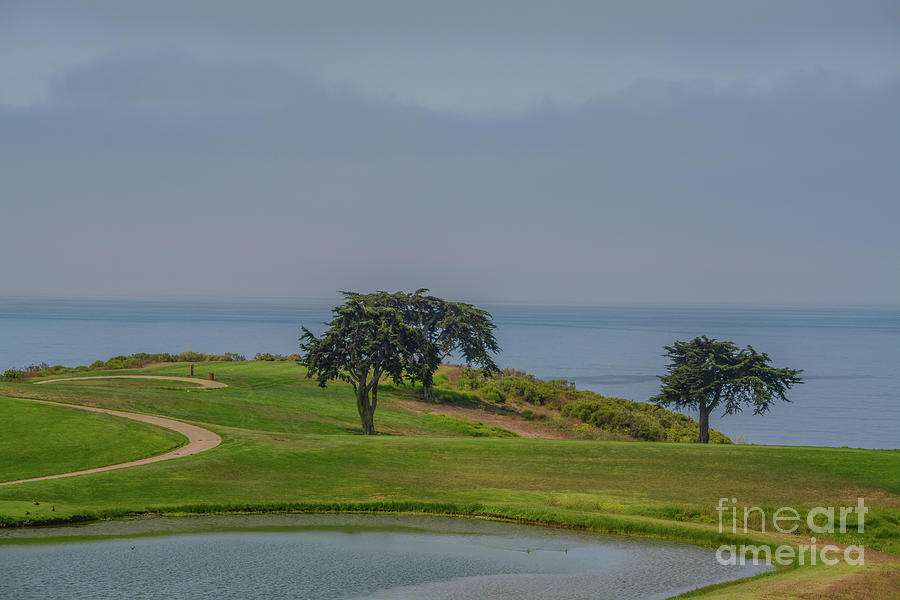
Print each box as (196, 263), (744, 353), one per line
(0, 513), (773, 600)
(0, 503), (788, 555)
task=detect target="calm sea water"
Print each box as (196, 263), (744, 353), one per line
(0, 514), (769, 600)
(1, 298), (897, 449)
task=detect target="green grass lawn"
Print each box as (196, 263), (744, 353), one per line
(0, 396), (186, 481)
(1, 361), (898, 598)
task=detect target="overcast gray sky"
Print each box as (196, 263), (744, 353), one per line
(2, 0), (898, 304)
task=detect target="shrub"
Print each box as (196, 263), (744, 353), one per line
(559, 393), (729, 443)
(456, 368), (486, 390)
(520, 409), (547, 421)
(2, 369), (23, 381)
(8, 351), (252, 378)
(475, 375), (584, 407)
(484, 389), (506, 403)
(254, 352), (301, 361)
(560, 399), (602, 422)
(573, 422), (595, 439)
(433, 388), (482, 404)
(175, 350), (206, 362)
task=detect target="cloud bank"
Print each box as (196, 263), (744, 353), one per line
(1, 1), (898, 304)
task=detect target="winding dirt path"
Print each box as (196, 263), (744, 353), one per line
(34, 375), (227, 389)
(0, 376), (225, 486)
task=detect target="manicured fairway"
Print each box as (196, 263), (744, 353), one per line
(0, 396), (186, 482)
(1, 361), (898, 599)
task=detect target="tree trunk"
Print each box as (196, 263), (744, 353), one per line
(423, 383), (436, 401)
(698, 401), (710, 443)
(361, 413), (375, 435)
(356, 385), (376, 435)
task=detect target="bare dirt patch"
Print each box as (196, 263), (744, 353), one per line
(393, 395), (580, 439)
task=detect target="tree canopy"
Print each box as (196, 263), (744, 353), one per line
(651, 336), (803, 443)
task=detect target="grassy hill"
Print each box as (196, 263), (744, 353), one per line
(1, 360), (897, 598)
(0, 396), (185, 481)
(442, 365), (731, 442)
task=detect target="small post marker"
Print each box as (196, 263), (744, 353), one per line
(208, 372), (215, 381)
(190, 364), (194, 376)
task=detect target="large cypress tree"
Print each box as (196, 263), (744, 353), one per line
(300, 289), (499, 433)
(300, 293), (422, 435)
(652, 336), (803, 443)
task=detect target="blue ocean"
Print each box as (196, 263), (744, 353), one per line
(1, 298), (897, 449)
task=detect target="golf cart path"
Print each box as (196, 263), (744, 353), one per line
(0, 376), (225, 486)
(34, 375), (228, 389)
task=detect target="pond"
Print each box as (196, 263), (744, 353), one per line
(0, 514), (771, 599)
